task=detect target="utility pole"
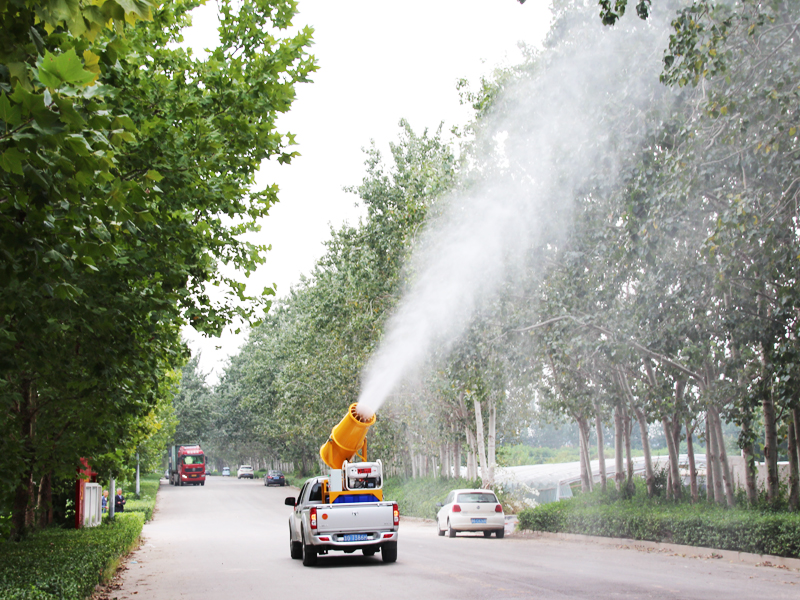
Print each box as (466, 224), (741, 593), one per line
(135, 452), (141, 497)
(108, 475), (115, 520)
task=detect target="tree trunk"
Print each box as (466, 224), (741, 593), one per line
(686, 421), (698, 503)
(614, 404), (624, 491)
(706, 411), (715, 502)
(487, 399), (496, 487)
(37, 471), (53, 529)
(788, 411), (799, 511)
(10, 378), (37, 540)
(741, 418), (758, 504)
(794, 408), (800, 478)
(594, 402), (607, 492)
(662, 416), (682, 500)
(708, 411), (725, 504)
(623, 405), (634, 494)
(712, 407), (735, 507)
(763, 392), (781, 504)
(474, 399), (487, 483)
(579, 417), (593, 493)
(633, 405), (655, 497)
(454, 439), (461, 479)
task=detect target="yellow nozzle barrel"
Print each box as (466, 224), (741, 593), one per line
(319, 403), (376, 469)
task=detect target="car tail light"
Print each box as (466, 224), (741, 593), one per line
(452, 504), (461, 512)
(310, 506), (318, 531)
(495, 504), (503, 513)
(392, 502), (399, 526)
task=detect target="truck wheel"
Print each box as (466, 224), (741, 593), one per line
(290, 527), (302, 559)
(381, 542), (397, 563)
(496, 528), (505, 539)
(200, 481), (205, 486)
(447, 520), (456, 538)
(179, 478), (184, 487)
(301, 530), (317, 566)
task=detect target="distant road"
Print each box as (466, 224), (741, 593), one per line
(115, 477), (799, 599)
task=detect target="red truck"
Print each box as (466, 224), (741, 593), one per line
(168, 444), (206, 486)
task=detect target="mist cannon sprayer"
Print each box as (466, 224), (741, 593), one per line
(319, 403), (376, 468)
(318, 403), (384, 503)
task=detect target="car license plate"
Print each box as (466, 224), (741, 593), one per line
(471, 518), (487, 524)
(343, 534), (368, 542)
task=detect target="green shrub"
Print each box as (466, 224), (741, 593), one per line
(0, 512), (144, 600)
(517, 495), (800, 558)
(120, 473), (161, 521)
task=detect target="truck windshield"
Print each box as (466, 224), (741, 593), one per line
(183, 455), (204, 465)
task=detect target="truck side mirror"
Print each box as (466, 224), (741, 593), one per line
(284, 497), (296, 506)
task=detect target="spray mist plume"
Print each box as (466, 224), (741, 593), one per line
(355, 7), (674, 420)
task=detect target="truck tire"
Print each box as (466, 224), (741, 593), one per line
(447, 520), (456, 538)
(301, 529), (317, 566)
(179, 478), (184, 487)
(381, 542), (397, 563)
(290, 527), (302, 559)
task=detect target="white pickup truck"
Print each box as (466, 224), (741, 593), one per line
(285, 475), (399, 566)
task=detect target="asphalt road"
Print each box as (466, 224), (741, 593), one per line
(114, 476), (800, 600)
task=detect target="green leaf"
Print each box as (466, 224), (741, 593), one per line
(0, 148), (25, 175)
(38, 49), (97, 88)
(0, 92), (22, 126)
(145, 170), (163, 182)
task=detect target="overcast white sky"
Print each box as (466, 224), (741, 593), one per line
(182, 0), (553, 381)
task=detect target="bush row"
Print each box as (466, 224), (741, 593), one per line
(123, 474), (161, 522)
(517, 499), (800, 558)
(0, 512), (145, 600)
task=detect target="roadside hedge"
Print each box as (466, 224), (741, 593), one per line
(517, 499), (800, 558)
(0, 512), (144, 600)
(123, 474), (161, 521)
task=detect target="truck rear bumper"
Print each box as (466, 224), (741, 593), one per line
(309, 530), (397, 551)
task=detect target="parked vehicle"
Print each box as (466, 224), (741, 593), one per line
(168, 444), (206, 487)
(265, 470), (285, 486)
(286, 403), (399, 566)
(436, 489), (504, 538)
(237, 465), (254, 479)
(222, 467), (230, 477)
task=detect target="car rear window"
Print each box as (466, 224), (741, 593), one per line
(457, 492), (497, 503)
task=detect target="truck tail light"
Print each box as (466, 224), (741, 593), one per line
(452, 504), (461, 512)
(392, 502), (399, 526)
(495, 504), (503, 513)
(310, 506), (318, 531)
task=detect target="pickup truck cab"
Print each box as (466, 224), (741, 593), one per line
(286, 475), (399, 566)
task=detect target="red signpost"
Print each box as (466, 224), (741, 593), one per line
(75, 458), (98, 529)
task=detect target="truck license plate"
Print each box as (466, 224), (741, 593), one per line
(343, 534), (368, 542)
(471, 518), (487, 524)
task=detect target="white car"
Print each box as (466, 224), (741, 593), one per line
(221, 467), (230, 476)
(436, 489), (505, 538)
(237, 465), (254, 479)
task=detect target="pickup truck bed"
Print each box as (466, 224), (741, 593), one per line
(286, 476), (399, 566)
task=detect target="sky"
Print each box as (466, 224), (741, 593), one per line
(182, 0), (553, 381)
